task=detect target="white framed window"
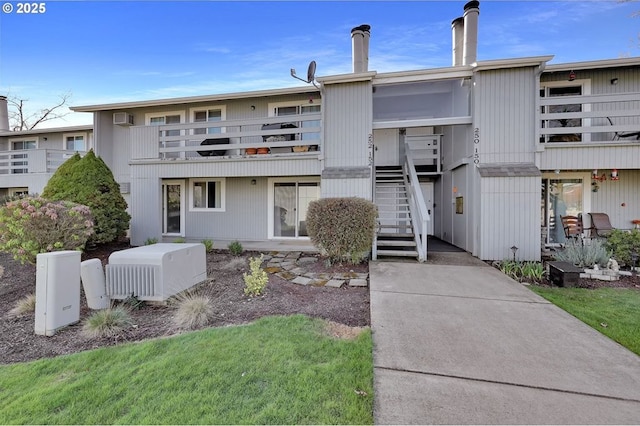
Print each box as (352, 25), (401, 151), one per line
(190, 106), (226, 135)
(268, 100), (321, 142)
(10, 138), (38, 150)
(540, 79), (591, 143)
(64, 133), (86, 151)
(189, 178), (226, 211)
(146, 111), (186, 159)
(8, 138), (38, 174)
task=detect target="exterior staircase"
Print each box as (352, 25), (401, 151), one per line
(373, 166), (419, 259)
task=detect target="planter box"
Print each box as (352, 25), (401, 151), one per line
(548, 261), (583, 287)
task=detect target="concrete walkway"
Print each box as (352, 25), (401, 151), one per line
(370, 255), (640, 424)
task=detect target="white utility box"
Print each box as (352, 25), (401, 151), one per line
(34, 251), (81, 336)
(106, 243), (206, 302)
(80, 258), (110, 310)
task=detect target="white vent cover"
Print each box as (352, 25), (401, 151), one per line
(106, 243), (206, 302)
(113, 112), (134, 126)
(119, 182), (131, 194)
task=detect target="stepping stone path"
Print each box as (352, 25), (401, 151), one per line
(262, 251), (369, 288)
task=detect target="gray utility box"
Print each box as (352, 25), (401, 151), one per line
(34, 251), (81, 336)
(106, 243), (206, 302)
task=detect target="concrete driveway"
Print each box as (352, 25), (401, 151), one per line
(370, 258), (640, 424)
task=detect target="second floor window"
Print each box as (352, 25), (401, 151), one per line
(193, 109), (223, 135)
(65, 135), (85, 151)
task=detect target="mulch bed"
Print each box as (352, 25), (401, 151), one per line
(0, 242), (370, 365)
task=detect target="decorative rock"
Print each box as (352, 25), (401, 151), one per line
(298, 257), (318, 265)
(276, 271), (296, 280)
(349, 279), (368, 287)
(325, 279), (345, 288)
(291, 267), (307, 275)
(264, 266), (283, 274)
(285, 252), (301, 259)
(292, 276), (312, 286)
(311, 279), (328, 287)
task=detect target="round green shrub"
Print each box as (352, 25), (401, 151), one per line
(0, 196), (94, 264)
(42, 150), (130, 245)
(306, 197), (377, 264)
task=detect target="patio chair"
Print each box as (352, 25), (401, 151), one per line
(587, 212), (615, 237)
(561, 215), (583, 241)
(606, 117), (640, 141)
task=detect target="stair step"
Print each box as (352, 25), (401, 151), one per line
(376, 249), (419, 257)
(378, 223), (413, 229)
(377, 232), (415, 239)
(376, 240), (417, 247)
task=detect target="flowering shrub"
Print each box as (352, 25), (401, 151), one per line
(0, 196), (94, 264)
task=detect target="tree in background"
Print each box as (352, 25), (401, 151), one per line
(42, 150), (130, 245)
(5, 92), (71, 131)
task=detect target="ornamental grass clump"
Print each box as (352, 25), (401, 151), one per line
(8, 294), (36, 317)
(306, 197), (377, 264)
(172, 292), (214, 330)
(82, 306), (133, 338)
(0, 196), (94, 264)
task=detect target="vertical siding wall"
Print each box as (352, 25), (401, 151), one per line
(479, 176), (541, 261)
(321, 80), (373, 199)
(474, 68), (538, 164)
(590, 170), (640, 229)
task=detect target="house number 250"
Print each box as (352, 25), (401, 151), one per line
(473, 128), (480, 165)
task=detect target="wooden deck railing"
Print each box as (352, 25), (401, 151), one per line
(0, 149), (81, 175)
(132, 113), (322, 160)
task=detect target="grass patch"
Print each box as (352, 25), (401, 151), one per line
(0, 315), (373, 424)
(530, 286), (640, 355)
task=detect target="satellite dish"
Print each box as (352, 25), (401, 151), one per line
(291, 60), (318, 88)
(306, 61), (316, 83)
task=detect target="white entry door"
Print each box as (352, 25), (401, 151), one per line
(419, 182), (435, 236)
(373, 129), (400, 167)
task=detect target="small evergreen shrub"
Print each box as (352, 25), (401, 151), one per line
(605, 229), (640, 267)
(201, 239), (214, 253)
(8, 294), (36, 317)
(82, 306), (133, 338)
(243, 254), (268, 297)
(228, 240), (243, 256)
(0, 196), (94, 264)
(42, 150), (131, 245)
(554, 237), (611, 268)
(306, 197), (377, 264)
(172, 293), (214, 330)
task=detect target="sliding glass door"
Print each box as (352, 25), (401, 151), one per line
(272, 181), (320, 238)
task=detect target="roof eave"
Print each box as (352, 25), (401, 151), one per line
(71, 85), (320, 112)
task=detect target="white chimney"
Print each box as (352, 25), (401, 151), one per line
(451, 17), (464, 67)
(351, 24), (371, 73)
(0, 96), (9, 132)
(462, 1), (480, 65)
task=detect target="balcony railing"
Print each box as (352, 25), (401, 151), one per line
(540, 92), (640, 144)
(131, 113), (322, 161)
(0, 149), (81, 175)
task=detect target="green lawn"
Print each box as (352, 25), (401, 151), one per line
(530, 286), (640, 356)
(0, 315), (373, 425)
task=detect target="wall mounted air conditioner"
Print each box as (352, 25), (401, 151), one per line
(105, 243), (206, 302)
(113, 112), (134, 126)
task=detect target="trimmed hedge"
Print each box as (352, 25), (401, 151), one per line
(306, 197), (377, 264)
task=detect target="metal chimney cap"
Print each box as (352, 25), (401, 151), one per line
(451, 16), (464, 26)
(351, 24), (371, 34)
(464, 0), (480, 12)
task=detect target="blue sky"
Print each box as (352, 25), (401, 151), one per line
(1, 0), (638, 128)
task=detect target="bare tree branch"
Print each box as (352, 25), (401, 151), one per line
(6, 92), (72, 131)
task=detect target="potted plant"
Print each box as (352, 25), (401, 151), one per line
(245, 147), (257, 155)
